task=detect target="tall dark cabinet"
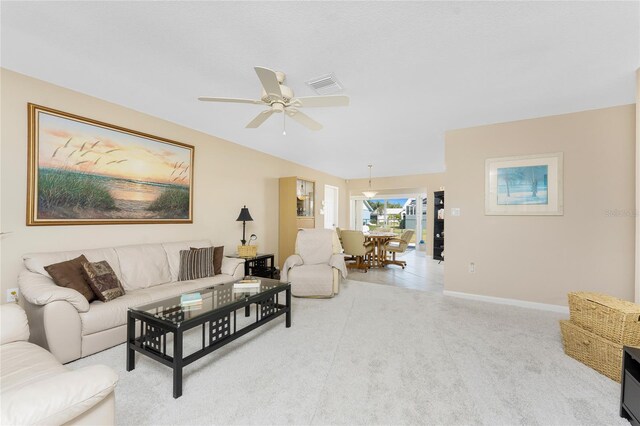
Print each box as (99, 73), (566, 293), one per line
(433, 191), (445, 262)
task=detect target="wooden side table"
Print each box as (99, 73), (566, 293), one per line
(227, 253), (278, 279)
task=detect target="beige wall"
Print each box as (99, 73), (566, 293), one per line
(347, 173), (445, 256)
(445, 105), (636, 306)
(636, 69), (640, 303)
(0, 69), (348, 297)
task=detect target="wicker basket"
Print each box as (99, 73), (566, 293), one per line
(237, 245), (257, 258)
(560, 320), (623, 382)
(568, 292), (640, 346)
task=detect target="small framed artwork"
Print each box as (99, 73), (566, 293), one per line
(485, 152), (563, 215)
(27, 103), (194, 225)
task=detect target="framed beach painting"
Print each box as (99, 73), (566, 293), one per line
(27, 104), (194, 225)
(485, 152), (563, 215)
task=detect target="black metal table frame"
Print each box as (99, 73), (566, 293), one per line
(126, 283), (291, 398)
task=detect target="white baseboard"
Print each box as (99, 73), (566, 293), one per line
(443, 290), (569, 314)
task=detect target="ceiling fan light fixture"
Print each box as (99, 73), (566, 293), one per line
(362, 165), (377, 199)
(199, 66), (348, 133)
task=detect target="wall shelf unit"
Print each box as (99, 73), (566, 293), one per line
(433, 191), (445, 262)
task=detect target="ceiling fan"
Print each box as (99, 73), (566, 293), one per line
(198, 67), (349, 132)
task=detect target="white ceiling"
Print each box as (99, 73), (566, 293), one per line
(1, 1), (638, 179)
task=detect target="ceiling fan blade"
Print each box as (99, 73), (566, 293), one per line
(286, 109), (323, 131)
(254, 66), (283, 100)
(198, 96), (264, 105)
(289, 95), (350, 108)
(246, 109), (276, 128)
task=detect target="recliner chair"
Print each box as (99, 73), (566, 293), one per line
(280, 229), (347, 298)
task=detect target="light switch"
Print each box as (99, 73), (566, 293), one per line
(451, 208), (460, 216)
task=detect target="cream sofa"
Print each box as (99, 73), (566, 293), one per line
(19, 240), (245, 364)
(1, 303), (118, 425)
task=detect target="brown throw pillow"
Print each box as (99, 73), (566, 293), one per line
(45, 255), (96, 303)
(213, 246), (224, 275)
(81, 261), (125, 302)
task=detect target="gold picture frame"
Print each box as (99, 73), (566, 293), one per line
(27, 103), (194, 225)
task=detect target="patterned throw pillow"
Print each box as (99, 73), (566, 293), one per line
(45, 255), (97, 303)
(190, 246), (224, 275)
(81, 261), (125, 302)
(179, 247), (214, 281)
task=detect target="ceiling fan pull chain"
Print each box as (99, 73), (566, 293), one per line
(283, 111), (287, 136)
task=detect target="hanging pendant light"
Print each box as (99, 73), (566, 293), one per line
(362, 164), (377, 198)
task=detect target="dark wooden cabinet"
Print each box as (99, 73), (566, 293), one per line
(433, 191), (445, 262)
(621, 346), (640, 425)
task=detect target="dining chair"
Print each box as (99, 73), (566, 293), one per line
(383, 229), (415, 268)
(340, 230), (374, 272)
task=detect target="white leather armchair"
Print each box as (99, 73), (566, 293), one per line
(0, 303), (118, 425)
(280, 229), (347, 298)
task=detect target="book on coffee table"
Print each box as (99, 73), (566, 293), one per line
(180, 292), (202, 306)
(234, 279), (261, 289)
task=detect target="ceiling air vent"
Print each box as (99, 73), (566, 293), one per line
(306, 73), (343, 95)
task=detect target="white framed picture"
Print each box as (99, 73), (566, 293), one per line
(485, 152), (563, 215)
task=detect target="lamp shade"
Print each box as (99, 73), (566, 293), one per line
(236, 206), (253, 222)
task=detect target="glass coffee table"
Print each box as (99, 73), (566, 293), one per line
(126, 278), (291, 398)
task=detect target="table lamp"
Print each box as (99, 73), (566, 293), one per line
(236, 205), (253, 245)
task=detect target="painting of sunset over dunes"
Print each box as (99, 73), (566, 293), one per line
(28, 104), (193, 225)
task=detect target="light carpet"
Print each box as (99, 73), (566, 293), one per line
(70, 280), (625, 425)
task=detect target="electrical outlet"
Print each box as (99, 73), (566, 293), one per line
(6, 288), (19, 303)
(468, 262), (476, 273)
(451, 208), (461, 217)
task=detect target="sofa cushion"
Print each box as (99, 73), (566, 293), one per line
(1, 364), (118, 426)
(23, 248), (122, 281)
(45, 255), (97, 303)
(162, 240), (212, 281)
(136, 275), (235, 302)
(0, 341), (67, 393)
(114, 244), (171, 291)
(82, 261), (125, 302)
(79, 292), (152, 336)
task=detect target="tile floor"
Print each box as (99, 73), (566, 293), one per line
(346, 248), (444, 292)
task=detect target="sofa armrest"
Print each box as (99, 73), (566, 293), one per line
(0, 364), (118, 426)
(19, 270), (89, 313)
(221, 257), (245, 279)
(0, 304), (29, 345)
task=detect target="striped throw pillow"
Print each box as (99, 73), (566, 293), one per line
(178, 247), (214, 281)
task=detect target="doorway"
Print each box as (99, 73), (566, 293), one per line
(324, 185), (339, 229)
(349, 194), (426, 246)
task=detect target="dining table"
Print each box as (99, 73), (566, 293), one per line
(364, 232), (397, 267)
